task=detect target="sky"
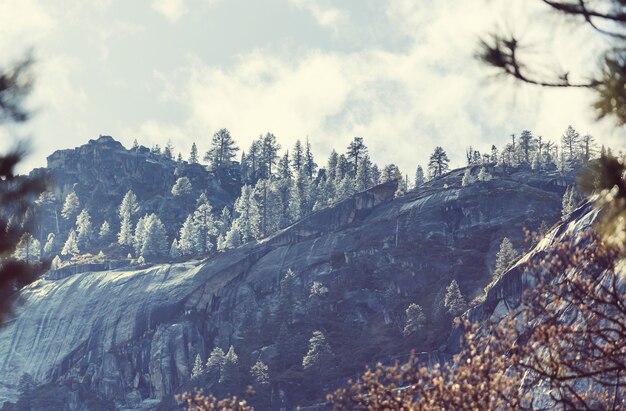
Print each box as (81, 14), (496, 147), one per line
(1, 0), (624, 176)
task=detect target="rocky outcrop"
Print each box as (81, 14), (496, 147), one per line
(0, 165), (573, 409)
(31, 136), (239, 255)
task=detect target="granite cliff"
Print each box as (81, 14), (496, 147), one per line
(1, 156), (575, 409)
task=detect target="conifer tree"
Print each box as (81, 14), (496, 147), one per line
(562, 186), (577, 220)
(163, 140), (174, 160)
(477, 166), (489, 182)
(178, 215), (195, 256)
(206, 347), (227, 383)
(346, 136), (368, 177)
(277, 152), (292, 180)
(493, 237), (517, 279)
(304, 138), (317, 179)
(191, 353), (206, 381)
(189, 142), (199, 164)
(326, 150), (338, 181)
(61, 191), (80, 221)
(519, 130), (535, 163)
(220, 346), (240, 394)
(561, 125), (580, 162)
(51, 255), (62, 270)
(461, 168), (473, 187)
(232, 185), (261, 242)
(99, 220), (111, 240)
(118, 191), (139, 246)
(217, 207), (232, 239)
(302, 330), (334, 380)
(403, 303), (426, 336)
(250, 360), (269, 386)
(355, 155), (372, 191)
(140, 214), (167, 258)
(260, 132), (280, 178)
(444, 279), (467, 317)
(43, 233), (55, 256)
(414, 165), (425, 188)
(292, 140), (304, 173)
(171, 176), (192, 197)
(381, 164), (402, 183)
(61, 229), (80, 256)
(75, 209), (93, 247)
(192, 199), (218, 254)
(428, 147), (450, 179)
(205, 128), (239, 175)
(578, 134), (597, 163)
(170, 239), (181, 258)
(14, 233), (41, 264)
(133, 215), (148, 255)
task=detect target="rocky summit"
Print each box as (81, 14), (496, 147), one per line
(0, 141), (576, 410)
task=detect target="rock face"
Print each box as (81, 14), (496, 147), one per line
(0, 164), (574, 410)
(31, 136), (239, 256)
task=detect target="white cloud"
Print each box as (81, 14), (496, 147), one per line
(152, 0), (188, 23)
(289, 0), (347, 31)
(149, 0), (620, 176)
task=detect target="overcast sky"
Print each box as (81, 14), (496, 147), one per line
(1, 0), (624, 175)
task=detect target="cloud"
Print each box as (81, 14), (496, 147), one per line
(149, 0), (618, 177)
(152, 0), (188, 23)
(289, 0), (347, 31)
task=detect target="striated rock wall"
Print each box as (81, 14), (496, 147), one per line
(0, 166), (573, 410)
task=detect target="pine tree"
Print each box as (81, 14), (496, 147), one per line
(562, 186), (577, 220)
(302, 330), (334, 379)
(277, 152), (292, 180)
(444, 279), (467, 317)
(519, 130), (535, 164)
(14, 233), (41, 264)
(170, 239), (181, 258)
(61, 191), (80, 220)
(192, 200), (218, 254)
(326, 150), (338, 180)
(171, 177), (192, 197)
(75, 209), (93, 247)
(133, 215), (149, 255)
(578, 134), (597, 163)
(304, 138), (317, 179)
(493, 237), (517, 279)
(189, 142), (199, 164)
(177, 152), (183, 163)
(205, 128), (239, 175)
(232, 185), (261, 243)
(260, 132), (280, 178)
(61, 229), (80, 256)
(98, 220), (110, 239)
(414, 165), (425, 188)
(428, 147), (450, 178)
(346, 136), (368, 177)
(477, 166), (489, 182)
(179, 215), (196, 256)
(140, 214), (167, 258)
(220, 346), (240, 394)
(132, 139), (139, 149)
(43, 233), (55, 256)
(206, 347), (227, 383)
(164, 140), (174, 160)
(191, 353), (206, 381)
(51, 255), (62, 269)
(292, 140), (304, 173)
(217, 207), (232, 239)
(250, 360), (269, 386)
(355, 155), (372, 191)
(561, 125), (580, 163)
(403, 303), (426, 336)
(461, 168), (473, 187)
(118, 191), (139, 246)
(381, 164), (402, 183)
